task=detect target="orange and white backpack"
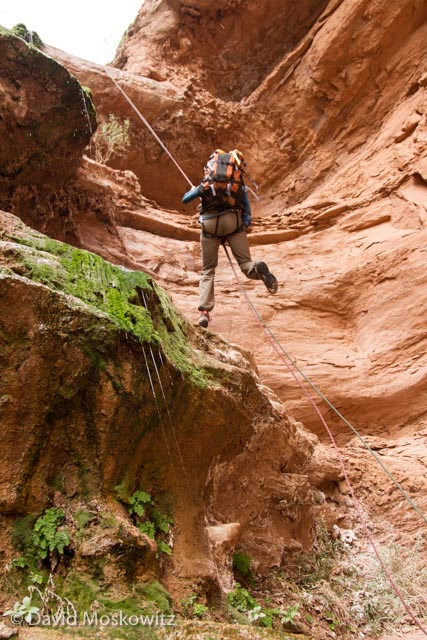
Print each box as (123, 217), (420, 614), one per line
(201, 149), (245, 212)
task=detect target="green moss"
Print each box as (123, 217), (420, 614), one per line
(9, 236), (157, 345)
(81, 85), (97, 127)
(60, 572), (100, 611)
(11, 514), (38, 552)
(113, 475), (134, 503)
(99, 596), (152, 616)
(135, 580), (172, 614)
(11, 23), (44, 49)
(47, 473), (66, 493)
(95, 582), (169, 617)
(74, 508), (96, 532)
(153, 284), (210, 387)
(8, 230), (210, 387)
(232, 551), (253, 580)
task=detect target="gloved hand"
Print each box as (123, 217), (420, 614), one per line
(242, 211), (251, 228)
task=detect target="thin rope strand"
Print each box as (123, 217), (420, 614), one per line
(223, 244), (427, 635)
(104, 66), (194, 188)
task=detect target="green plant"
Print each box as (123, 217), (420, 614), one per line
(181, 593), (208, 619)
(227, 584), (300, 629)
(92, 114), (131, 164)
(281, 603), (299, 625)
(151, 508), (173, 534)
(193, 602), (209, 619)
(4, 596), (40, 624)
(227, 583), (257, 613)
(128, 490), (152, 517)
(247, 605), (266, 623)
(10, 556), (28, 569)
(31, 508), (71, 560)
(127, 490), (173, 556)
(181, 592), (197, 613)
(138, 521), (156, 540)
(232, 550), (253, 581)
(156, 540), (172, 556)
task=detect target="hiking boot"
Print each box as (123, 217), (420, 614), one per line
(255, 261), (278, 294)
(197, 309), (210, 328)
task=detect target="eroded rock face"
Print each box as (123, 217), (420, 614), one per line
(0, 29), (95, 186)
(1, 0), (427, 618)
(0, 212), (341, 600)
(113, 0), (329, 101)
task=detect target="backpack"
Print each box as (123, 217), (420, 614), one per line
(201, 150), (245, 212)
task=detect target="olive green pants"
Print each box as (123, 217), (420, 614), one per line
(199, 211), (258, 311)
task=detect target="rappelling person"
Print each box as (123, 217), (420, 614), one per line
(182, 149), (278, 328)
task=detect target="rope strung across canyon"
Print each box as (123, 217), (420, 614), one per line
(104, 65), (427, 529)
(104, 68), (427, 634)
(222, 245), (427, 636)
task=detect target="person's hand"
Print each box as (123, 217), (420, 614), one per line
(242, 211), (251, 228)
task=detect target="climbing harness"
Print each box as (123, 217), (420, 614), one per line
(104, 68), (427, 634)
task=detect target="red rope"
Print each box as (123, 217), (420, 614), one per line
(223, 244), (427, 636)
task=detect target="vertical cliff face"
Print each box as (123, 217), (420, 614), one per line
(43, 0), (427, 451)
(1, 3), (427, 636)
(114, 0), (330, 100)
(0, 29), (95, 186)
(0, 212), (341, 634)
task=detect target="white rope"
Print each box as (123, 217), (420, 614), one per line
(104, 65), (194, 188)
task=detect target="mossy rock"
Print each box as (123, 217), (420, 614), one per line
(4, 218), (209, 387)
(135, 580), (172, 614)
(0, 28), (96, 183)
(11, 514), (38, 551)
(11, 22), (44, 49)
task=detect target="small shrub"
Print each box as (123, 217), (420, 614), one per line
(281, 603), (300, 625)
(227, 583), (257, 613)
(193, 603), (209, 619)
(128, 490), (152, 518)
(138, 521), (156, 540)
(10, 556), (28, 570)
(181, 593), (197, 615)
(247, 605), (266, 623)
(181, 593), (208, 619)
(91, 114), (131, 164)
(156, 540), (173, 556)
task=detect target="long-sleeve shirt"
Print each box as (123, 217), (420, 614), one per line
(182, 183), (251, 225)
